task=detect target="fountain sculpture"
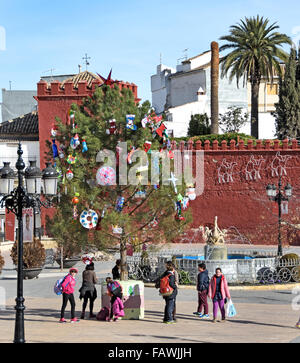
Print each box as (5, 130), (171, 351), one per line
(203, 216), (228, 260)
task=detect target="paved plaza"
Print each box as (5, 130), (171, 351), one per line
(1, 244), (300, 343)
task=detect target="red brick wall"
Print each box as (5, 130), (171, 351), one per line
(178, 138), (300, 246)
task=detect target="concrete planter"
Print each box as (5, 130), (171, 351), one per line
(56, 258), (80, 269)
(14, 267), (43, 280)
(101, 280), (144, 320)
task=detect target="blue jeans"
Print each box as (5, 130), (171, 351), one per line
(164, 297), (175, 322)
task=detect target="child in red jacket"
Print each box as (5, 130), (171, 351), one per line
(59, 268), (79, 323)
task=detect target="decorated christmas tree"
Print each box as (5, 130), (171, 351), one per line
(46, 84), (193, 280)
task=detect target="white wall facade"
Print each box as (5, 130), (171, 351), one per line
(151, 52), (277, 139)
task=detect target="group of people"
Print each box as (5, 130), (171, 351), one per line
(58, 258), (231, 324)
(159, 261), (231, 323)
(59, 260), (124, 323)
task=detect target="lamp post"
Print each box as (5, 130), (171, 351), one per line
(266, 175), (292, 257)
(0, 143), (58, 343)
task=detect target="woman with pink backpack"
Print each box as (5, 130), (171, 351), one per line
(59, 268), (80, 323)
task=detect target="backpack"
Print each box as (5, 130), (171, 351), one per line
(107, 281), (122, 296)
(159, 273), (174, 297)
(54, 275), (68, 296)
(96, 307), (110, 321)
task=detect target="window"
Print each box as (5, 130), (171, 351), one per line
(267, 83), (278, 95)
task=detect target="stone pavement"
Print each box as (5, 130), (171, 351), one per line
(0, 295), (300, 343)
(1, 242), (300, 343)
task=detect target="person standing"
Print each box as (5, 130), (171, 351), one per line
(194, 263), (210, 319)
(161, 261), (177, 324)
(112, 259), (121, 280)
(79, 262), (98, 319)
(208, 267), (231, 323)
(60, 268), (79, 323)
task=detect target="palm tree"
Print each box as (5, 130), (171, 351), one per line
(219, 15), (291, 138)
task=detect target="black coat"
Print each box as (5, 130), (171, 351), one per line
(197, 269), (209, 292)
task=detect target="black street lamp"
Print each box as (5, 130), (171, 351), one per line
(266, 175), (292, 257)
(0, 143), (58, 343)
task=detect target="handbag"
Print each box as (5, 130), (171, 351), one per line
(226, 299), (237, 317)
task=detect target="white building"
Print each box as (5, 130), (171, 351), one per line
(151, 50), (277, 139)
(0, 111), (39, 241)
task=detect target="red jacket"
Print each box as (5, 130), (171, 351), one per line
(208, 274), (231, 300)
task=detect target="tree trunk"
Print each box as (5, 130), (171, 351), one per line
(210, 41), (219, 134)
(250, 80), (260, 139)
(120, 237), (128, 281)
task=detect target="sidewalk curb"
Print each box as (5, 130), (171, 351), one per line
(144, 282), (300, 291)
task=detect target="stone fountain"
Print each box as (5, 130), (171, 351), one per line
(203, 216), (228, 260)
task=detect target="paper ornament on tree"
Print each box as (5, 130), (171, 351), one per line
(127, 147), (136, 164)
(52, 139), (58, 158)
(182, 197), (190, 210)
(96, 166), (116, 186)
(80, 209), (98, 229)
(81, 255), (93, 265)
(112, 225), (123, 234)
(67, 154), (77, 164)
(155, 123), (167, 138)
(70, 134), (80, 149)
(126, 114), (137, 130)
(187, 187), (196, 201)
(143, 141), (152, 153)
(82, 139), (88, 153)
(58, 145), (65, 159)
(66, 169), (74, 181)
(106, 119), (116, 135)
(115, 196), (125, 212)
(51, 126), (58, 138)
(141, 115), (149, 128)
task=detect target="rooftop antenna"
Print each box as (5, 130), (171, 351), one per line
(42, 68), (56, 82)
(160, 53), (162, 65)
(9, 81), (12, 90)
(82, 53), (91, 71)
(177, 48), (189, 65)
(183, 48), (189, 60)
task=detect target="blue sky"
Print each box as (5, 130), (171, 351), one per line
(0, 0), (300, 106)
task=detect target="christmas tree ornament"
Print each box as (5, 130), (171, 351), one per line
(51, 125), (58, 138)
(82, 139), (88, 153)
(127, 146), (136, 164)
(175, 200), (185, 221)
(112, 225), (123, 234)
(106, 119), (116, 135)
(168, 172), (178, 193)
(115, 196), (125, 212)
(58, 145), (65, 159)
(52, 139), (58, 158)
(72, 192), (80, 220)
(141, 115), (149, 128)
(126, 114), (137, 130)
(70, 133), (80, 149)
(68, 110), (76, 129)
(187, 187), (196, 201)
(96, 166), (116, 186)
(72, 193), (80, 205)
(182, 197), (190, 210)
(134, 190), (147, 199)
(143, 141), (152, 154)
(67, 154), (77, 164)
(155, 123), (167, 138)
(66, 169), (74, 181)
(80, 209), (98, 229)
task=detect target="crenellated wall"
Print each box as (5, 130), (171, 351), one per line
(170, 138), (300, 246)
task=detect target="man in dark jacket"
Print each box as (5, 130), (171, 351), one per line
(194, 263), (209, 318)
(161, 261), (178, 324)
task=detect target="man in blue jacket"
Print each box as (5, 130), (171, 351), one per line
(194, 263), (210, 318)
